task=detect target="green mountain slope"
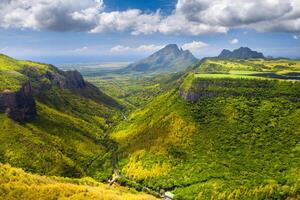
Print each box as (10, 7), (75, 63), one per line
(0, 54), (121, 180)
(111, 58), (300, 199)
(0, 164), (157, 200)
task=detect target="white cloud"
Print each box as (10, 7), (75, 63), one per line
(135, 44), (164, 52)
(90, 10), (161, 35)
(230, 38), (239, 44)
(0, 47), (8, 52)
(175, 0), (300, 34)
(75, 46), (89, 52)
(1, 0), (300, 35)
(110, 45), (131, 53)
(182, 41), (208, 51)
(293, 35), (299, 39)
(110, 44), (164, 53)
(0, 0), (103, 31)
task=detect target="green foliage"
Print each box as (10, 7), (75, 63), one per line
(0, 54), (51, 91)
(2, 53), (300, 200)
(0, 54), (121, 181)
(193, 58), (300, 81)
(0, 98), (114, 180)
(0, 163), (158, 200)
(112, 75), (300, 199)
(87, 73), (180, 111)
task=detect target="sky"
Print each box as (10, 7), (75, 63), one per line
(0, 0), (299, 64)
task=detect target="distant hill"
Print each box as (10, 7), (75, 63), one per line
(218, 47), (265, 59)
(120, 44), (198, 74)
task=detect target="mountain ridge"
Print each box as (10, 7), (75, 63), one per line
(218, 47), (265, 59)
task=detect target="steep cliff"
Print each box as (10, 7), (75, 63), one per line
(0, 82), (36, 122)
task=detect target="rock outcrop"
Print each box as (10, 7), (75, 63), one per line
(22, 65), (86, 92)
(22, 65), (121, 108)
(0, 82), (36, 122)
(180, 80), (220, 102)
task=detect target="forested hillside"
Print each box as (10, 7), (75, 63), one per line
(0, 54), (121, 180)
(111, 58), (300, 199)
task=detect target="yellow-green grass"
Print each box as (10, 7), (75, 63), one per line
(112, 77), (300, 199)
(0, 88), (120, 180)
(194, 73), (269, 80)
(0, 54), (51, 91)
(198, 59), (300, 74)
(250, 59), (300, 71)
(0, 163), (158, 200)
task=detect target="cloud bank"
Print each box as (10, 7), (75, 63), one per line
(110, 44), (165, 53)
(1, 0), (300, 35)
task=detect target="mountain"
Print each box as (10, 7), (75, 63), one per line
(0, 54), (121, 180)
(218, 47), (265, 59)
(111, 58), (300, 199)
(120, 44), (198, 74)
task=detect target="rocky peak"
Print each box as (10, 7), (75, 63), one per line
(151, 44), (182, 57)
(218, 47), (265, 59)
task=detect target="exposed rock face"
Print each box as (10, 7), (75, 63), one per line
(22, 65), (121, 108)
(0, 67), (86, 122)
(22, 66), (86, 92)
(0, 82), (36, 122)
(180, 80), (220, 102)
(218, 47), (265, 59)
(64, 70), (86, 89)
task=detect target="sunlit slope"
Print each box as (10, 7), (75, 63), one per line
(111, 59), (300, 199)
(0, 54), (54, 91)
(0, 54), (120, 180)
(196, 58), (300, 80)
(0, 164), (157, 200)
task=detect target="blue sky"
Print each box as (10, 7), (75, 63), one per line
(0, 0), (299, 64)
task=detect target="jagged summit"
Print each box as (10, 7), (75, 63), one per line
(218, 47), (265, 59)
(121, 44), (198, 74)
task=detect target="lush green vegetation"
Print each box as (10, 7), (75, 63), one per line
(0, 54), (122, 181)
(196, 59), (300, 80)
(87, 73), (182, 110)
(2, 54), (300, 199)
(111, 59), (300, 199)
(0, 164), (157, 200)
(0, 54), (52, 91)
(0, 99), (115, 180)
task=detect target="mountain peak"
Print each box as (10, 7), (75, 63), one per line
(154, 44), (182, 57)
(218, 47), (265, 59)
(164, 44), (180, 49)
(121, 44), (198, 74)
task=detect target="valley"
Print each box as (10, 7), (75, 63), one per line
(2, 1), (300, 199)
(1, 46), (300, 200)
